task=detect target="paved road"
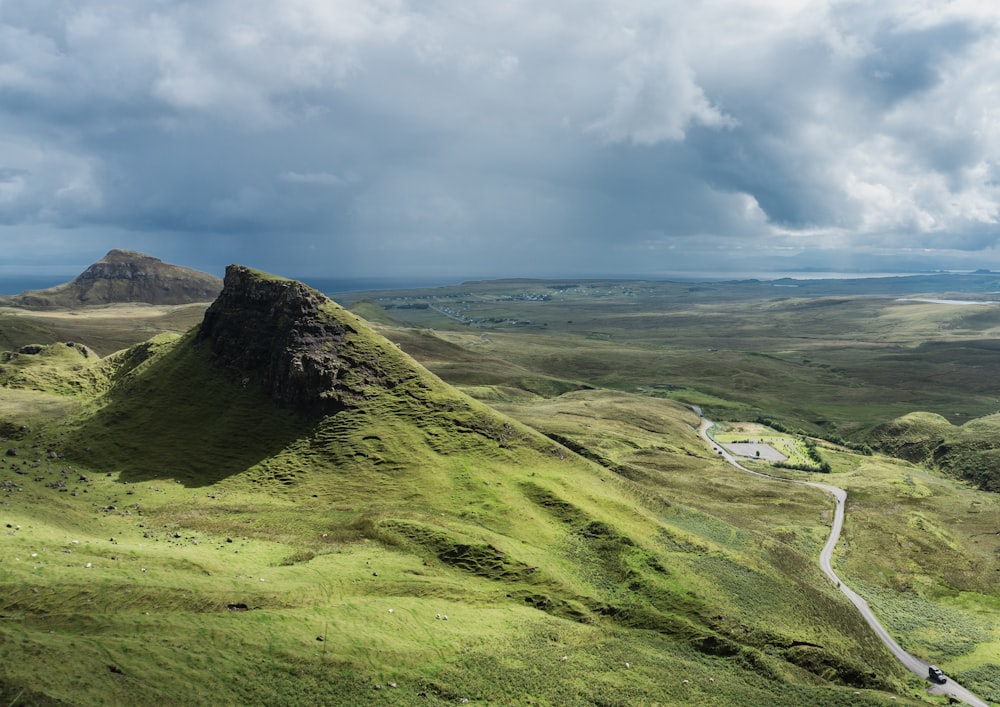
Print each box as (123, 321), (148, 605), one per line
(696, 414), (990, 707)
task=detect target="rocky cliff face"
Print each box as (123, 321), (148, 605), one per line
(196, 265), (403, 415)
(2, 250), (223, 307)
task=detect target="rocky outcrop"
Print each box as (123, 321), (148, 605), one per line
(1, 250), (223, 307)
(196, 265), (404, 415)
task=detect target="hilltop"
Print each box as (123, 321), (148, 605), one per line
(867, 411), (1000, 492)
(0, 249), (222, 307)
(66, 265), (562, 486)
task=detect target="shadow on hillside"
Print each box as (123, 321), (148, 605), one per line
(69, 336), (319, 488)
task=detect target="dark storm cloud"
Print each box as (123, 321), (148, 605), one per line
(854, 18), (982, 106)
(2, 1), (1000, 278)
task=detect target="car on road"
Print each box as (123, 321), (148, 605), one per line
(928, 665), (947, 684)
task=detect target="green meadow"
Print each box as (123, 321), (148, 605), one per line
(1, 273), (999, 704)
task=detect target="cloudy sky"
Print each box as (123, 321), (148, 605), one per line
(3, 0), (1000, 281)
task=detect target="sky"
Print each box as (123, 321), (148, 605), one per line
(3, 0), (1000, 281)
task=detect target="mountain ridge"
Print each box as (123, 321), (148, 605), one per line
(0, 249), (222, 307)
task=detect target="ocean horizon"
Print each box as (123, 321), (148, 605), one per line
(0, 269), (971, 297)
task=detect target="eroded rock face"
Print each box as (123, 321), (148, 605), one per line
(3, 250), (223, 307)
(72, 250), (223, 304)
(196, 265), (382, 414)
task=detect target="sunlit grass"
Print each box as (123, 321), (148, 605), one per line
(4, 275), (1000, 704)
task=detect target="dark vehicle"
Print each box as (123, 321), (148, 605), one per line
(928, 665), (947, 684)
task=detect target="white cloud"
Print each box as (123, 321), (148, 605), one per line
(3, 0), (1000, 275)
(589, 42), (736, 144)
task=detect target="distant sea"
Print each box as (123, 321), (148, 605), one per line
(0, 271), (961, 297)
(0, 276), (70, 296)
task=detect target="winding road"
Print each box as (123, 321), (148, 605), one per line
(694, 411), (990, 707)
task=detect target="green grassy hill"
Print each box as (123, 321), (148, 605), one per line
(2, 269), (996, 704)
(867, 411), (1000, 491)
(345, 278), (1000, 494)
(0, 303), (210, 357)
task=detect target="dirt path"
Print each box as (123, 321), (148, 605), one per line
(696, 414), (990, 707)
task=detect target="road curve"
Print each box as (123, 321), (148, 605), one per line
(695, 414), (990, 707)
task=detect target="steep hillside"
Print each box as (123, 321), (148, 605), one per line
(69, 266), (562, 488)
(0, 267), (941, 705)
(0, 249), (222, 307)
(868, 412), (1000, 492)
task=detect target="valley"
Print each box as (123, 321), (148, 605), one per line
(1, 265), (999, 705)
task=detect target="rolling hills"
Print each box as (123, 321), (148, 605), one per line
(339, 276), (1000, 492)
(868, 412), (1000, 492)
(4, 266), (984, 704)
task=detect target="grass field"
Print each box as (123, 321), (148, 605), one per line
(1, 359), (933, 705)
(342, 279), (1000, 434)
(3, 273), (1000, 704)
(488, 391), (1000, 702)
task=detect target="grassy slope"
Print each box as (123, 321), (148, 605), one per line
(1, 328), (940, 704)
(351, 282), (1000, 491)
(492, 393), (1000, 704)
(6, 276), (999, 426)
(349, 282), (1000, 430)
(827, 449), (1000, 701)
(0, 303), (209, 357)
(867, 412), (1000, 492)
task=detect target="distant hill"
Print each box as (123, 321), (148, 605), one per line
(0, 249), (222, 307)
(868, 411), (1000, 492)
